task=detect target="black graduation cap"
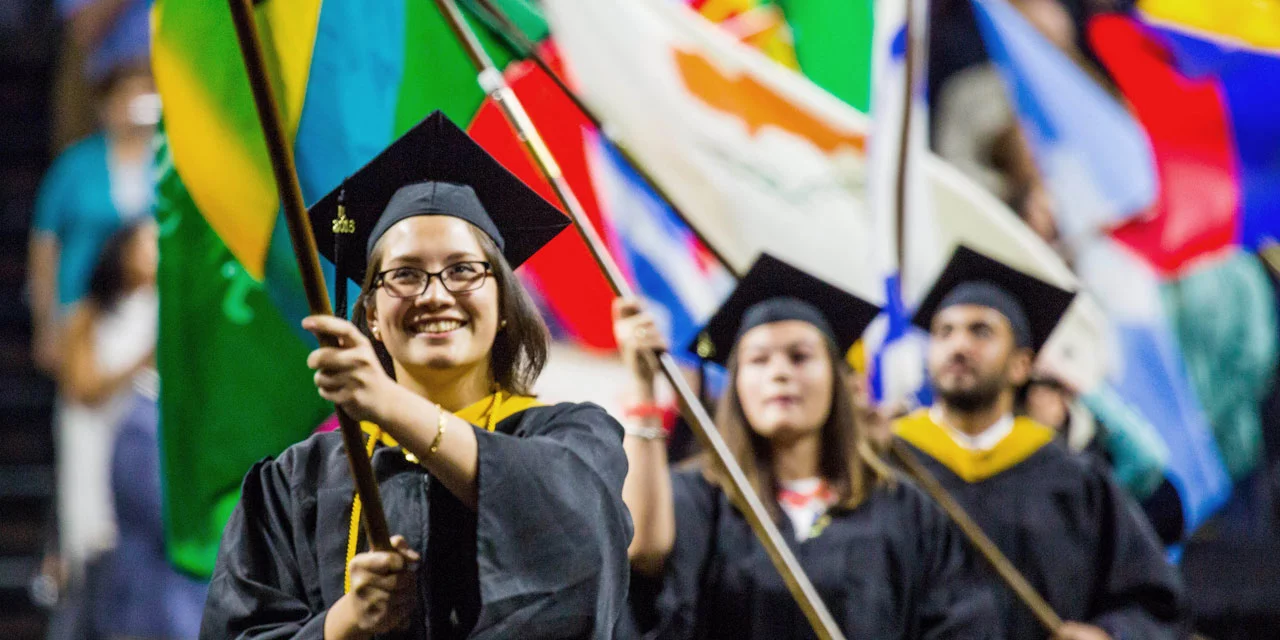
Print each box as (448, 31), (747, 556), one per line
(911, 245), (1076, 353)
(690, 254), (882, 367)
(307, 110), (570, 285)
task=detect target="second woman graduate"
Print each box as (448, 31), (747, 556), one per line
(616, 254), (999, 639)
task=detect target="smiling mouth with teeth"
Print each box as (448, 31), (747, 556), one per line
(411, 319), (466, 334)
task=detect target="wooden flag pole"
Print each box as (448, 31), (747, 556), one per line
(434, 1), (844, 638)
(890, 0), (1062, 633)
(226, 0), (391, 551)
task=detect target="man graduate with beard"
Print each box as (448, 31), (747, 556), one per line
(893, 246), (1187, 640)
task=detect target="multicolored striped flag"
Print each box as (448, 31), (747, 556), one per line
(152, 0), (330, 577)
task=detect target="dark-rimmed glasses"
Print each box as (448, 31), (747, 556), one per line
(374, 261), (492, 298)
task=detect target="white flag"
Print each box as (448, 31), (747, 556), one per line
(544, 0), (881, 303)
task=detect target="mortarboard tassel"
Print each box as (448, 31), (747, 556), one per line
(696, 334), (715, 413)
(333, 182), (353, 320)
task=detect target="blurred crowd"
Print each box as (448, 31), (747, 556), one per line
(22, 1), (206, 638)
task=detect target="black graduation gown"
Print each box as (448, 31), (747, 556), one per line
(628, 469), (1001, 639)
(895, 420), (1187, 640)
(199, 402), (633, 639)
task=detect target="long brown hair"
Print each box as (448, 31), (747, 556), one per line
(703, 330), (893, 517)
(86, 219), (151, 313)
(352, 223), (549, 395)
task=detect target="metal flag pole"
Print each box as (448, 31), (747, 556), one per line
(434, 0), (844, 637)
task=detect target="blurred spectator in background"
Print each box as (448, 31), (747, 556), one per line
(933, 0), (1102, 262)
(96, 386), (206, 639)
(933, 62), (1025, 203)
(27, 59), (156, 377)
(45, 219), (158, 640)
(1017, 371), (1185, 543)
(1008, 180), (1065, 260)
(50, 0), (152, 150)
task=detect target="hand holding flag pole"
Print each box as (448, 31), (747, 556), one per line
(434, 0), (843, 638)
(226, 0), (391, 552)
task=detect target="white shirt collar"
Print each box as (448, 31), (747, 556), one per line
(930, 407), (1015, 451)
(780, 477), (823, 494)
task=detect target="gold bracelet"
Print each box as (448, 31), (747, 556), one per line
(429, 404), (448, 454)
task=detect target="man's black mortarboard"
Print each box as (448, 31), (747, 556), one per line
(911, 245), (1076, 353)
(690, 254), (882, 367)
(307, 110), (570, 285)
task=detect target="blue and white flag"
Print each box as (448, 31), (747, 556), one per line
(585, 131), (734, 359)
(867, 0), (934, 407)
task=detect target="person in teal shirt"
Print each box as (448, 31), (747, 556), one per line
(27, 59), (155, 375)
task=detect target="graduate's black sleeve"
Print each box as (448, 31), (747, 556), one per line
(1087, 466), (1189, 640)
(200, 452), (327, 640)
(468, 402), (633, 639)
(629, 468), (719, 640)
(903, 482), (1004, 640)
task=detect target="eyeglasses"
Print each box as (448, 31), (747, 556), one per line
(374, 261), (492, 298)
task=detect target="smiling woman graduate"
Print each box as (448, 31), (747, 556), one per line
(198, 112), (632, 640)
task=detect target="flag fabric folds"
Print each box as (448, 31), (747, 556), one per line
(1087, 6), (1280, 487)
(152, 0), (331, 577)
(1088, 9), (1280, 276)
(543, 0), (882, 304)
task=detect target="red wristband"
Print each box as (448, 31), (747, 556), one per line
(623, 403), (666, 420)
